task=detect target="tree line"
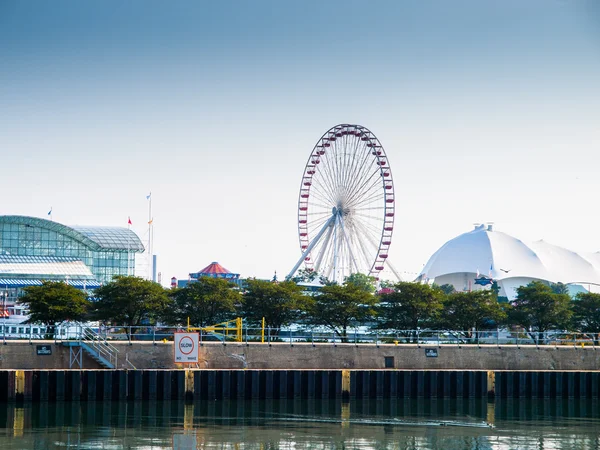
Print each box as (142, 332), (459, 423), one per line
(17, 274), (600, 342)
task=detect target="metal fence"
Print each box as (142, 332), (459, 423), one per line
(1, 323), (596, 348)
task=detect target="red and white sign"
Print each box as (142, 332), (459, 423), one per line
(174, 332), (199, 363)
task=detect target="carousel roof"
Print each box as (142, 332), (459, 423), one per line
(190, 261), (240, 279)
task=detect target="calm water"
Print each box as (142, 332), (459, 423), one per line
(0, 399), (599, 449)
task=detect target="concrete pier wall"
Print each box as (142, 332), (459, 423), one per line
(0, 342), (598, 371)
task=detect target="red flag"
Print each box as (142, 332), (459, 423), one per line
(128, 217), (132, 225)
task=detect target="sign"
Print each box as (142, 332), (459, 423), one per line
(425, 348), (438, 358)
(36, 345), (52, 356)
(174, 332), (199, 363)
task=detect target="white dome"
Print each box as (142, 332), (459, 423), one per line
(420, 224), (600, 298)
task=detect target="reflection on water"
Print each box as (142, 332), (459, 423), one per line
(0, 399), (599, 449)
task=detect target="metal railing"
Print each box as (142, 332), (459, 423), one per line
(1, 324), (599, 349)
(78, 324), (120, 368)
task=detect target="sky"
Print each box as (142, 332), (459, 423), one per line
(1, 0), (599, 284)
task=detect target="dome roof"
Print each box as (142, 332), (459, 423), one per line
(421, 224), (600, 285)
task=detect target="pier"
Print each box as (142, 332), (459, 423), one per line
(2, 369), (600, 402)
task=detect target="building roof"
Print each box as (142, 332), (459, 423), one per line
(72, 225), (144, 251)
(190, 262), (240, 279)
(0, 255), (96, 279)
(0, 278), (102, 289)
(0, 216), (144, 252)
(421, 224), (600, 285)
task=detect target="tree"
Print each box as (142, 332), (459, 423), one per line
(19, 281), (91, 334)
(440, 290), (507, 340)
(290, 268), (319, 283)
(240, 279), (306, 332)
(166, 277), (241, 327)
(93, 276), (170, 336)
(344, 273), (377, 294)
(572, 292), (600, 343)
(510, 281), (573, 343)
(376, 282), (443, 342)
(437, 284), (456, 295)
(306, 282), (378, 341)
(551, 282), (570, 296)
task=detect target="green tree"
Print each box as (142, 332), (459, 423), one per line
(306, 282), (378, 341)
(290, 268), (318, 283)
(551, 282), (570, 296)
(344, 273), (377, 293)
(376, 282), (444, 342)
(19, 281), (91, 335)
(436, 284), (456, 295)
(440, 290), (507, 340)
(240, 279), (306, 333)
(572, 292), (600, 343)
(166, 277), (241, 327)
(510, 281), (573, 343)
(93, 276), (170, 337)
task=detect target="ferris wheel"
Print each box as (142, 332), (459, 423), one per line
(287, 124), (397, 284)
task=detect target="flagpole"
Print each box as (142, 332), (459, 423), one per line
(147, 192), (153, 281)
(127, 217), (131, 276)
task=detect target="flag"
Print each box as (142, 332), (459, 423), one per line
(476, 268), (480, 278)
(128, 217), (132, 225)
(47, 207), (52, 216)
(489, 263), (493, 277)
(146, 192), (151, 200)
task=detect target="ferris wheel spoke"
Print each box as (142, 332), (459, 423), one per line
(309, 189), (337, 208)
(310, 177), (337, 206)
(343, 143), (376, 201)
(353, 219), (384, 249)
(344, 140), (378, 188)
(350, 186), (385, 205)
(307, 199), (335, 211)
(307, 216), (334, 236)
(345, 169), (382, 208)
(352, 215), (385, 237)
(345, 166), (384, 208)
(345, 132), (367, 187)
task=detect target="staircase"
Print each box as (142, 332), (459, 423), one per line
(61, 324), (120, 369)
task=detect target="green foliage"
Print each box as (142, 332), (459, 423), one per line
(290, 268), (319, 283)
(166, 277), (241, 327)
(240, 279), (306, 331)
(19, 281), (91, 326)
(93, 276), (170, 333)
(306, 282), (378, 339)
(551, 282), (570, 296)
(378, 280), (396, 289)
(510, 281), (573, 338)
(440, 290), (507, 332)
(572, 292), (600, 333)
(344, 273), (377, 293)
(436, 284), (456, 295)
(377, 282), (443, 333)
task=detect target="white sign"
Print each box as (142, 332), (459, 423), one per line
(174, 332), (199, 363)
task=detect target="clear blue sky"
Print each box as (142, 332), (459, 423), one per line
(1, 0), (599, 282)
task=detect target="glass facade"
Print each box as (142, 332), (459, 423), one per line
(0, 216), (144, 284)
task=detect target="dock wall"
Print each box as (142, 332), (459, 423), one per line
(3, 369), (600, 402)
(1, 342), (599, 371)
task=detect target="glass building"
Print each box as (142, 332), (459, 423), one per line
(0, 215), (144, 314)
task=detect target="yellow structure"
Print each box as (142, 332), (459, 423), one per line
(187, 317), (243, 343)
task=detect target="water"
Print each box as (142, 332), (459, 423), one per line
(0, 399), (599, 449)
